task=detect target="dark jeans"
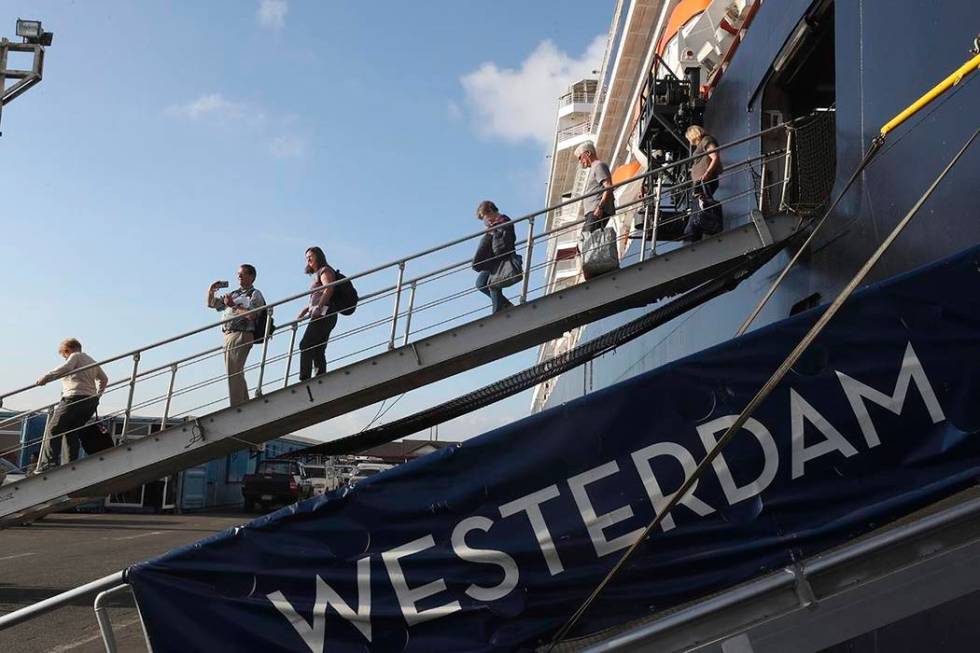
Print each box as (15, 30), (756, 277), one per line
(36, 395), (99, 470)
(299, 313), (338, 380)
(684, 179), (722, 242)
(476, 270), (513, 314)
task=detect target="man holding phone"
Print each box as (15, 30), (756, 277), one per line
(206, 264), (267, 406)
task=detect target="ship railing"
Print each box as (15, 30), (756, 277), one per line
(557, 120), (593, 141)
(0, 118), (805, 472)
(537, 145), (793, 298)
(558, 90), (597, 107)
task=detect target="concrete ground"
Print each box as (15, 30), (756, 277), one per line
(0, 511), (250, 653)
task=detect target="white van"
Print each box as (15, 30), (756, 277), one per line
(350, 462), (392, 485)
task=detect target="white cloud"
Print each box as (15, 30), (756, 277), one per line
(165, 93), (248, 121)
(167, 93), (309, 162)
(257, 0), (288, 30)
(268, 134), (308, 159)
(460, 35), (606, 146)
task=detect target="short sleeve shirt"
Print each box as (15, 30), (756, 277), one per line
(691, 136), (722, 182)
(211, 287), (266, 332)
(582, 160), (615, 217)
(309, 266), (335, 318)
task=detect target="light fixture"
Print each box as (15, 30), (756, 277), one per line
(15, 19), (53, 46)
(15, 19), (42, 39)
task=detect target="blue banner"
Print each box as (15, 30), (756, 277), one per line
(128, 246), (980, 652)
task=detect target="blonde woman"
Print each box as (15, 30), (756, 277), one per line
(686, 125), (723, 193)
(684, 125), (724, 241)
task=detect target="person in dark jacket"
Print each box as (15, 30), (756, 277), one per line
(472, 200), (516, 314)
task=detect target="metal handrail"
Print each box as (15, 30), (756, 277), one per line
(557, 120), (592, 141)
(0, 570), (125, 629)
(0, 168), (791, 462)
(0, 119), (801, 434)
(558, 91), (597, 107)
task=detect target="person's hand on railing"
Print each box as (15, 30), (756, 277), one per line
(296, 307), (309, 321)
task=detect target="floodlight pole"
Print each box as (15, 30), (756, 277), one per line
(0, 35), (47, 137)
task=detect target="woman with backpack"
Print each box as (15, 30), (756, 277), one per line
(296, 246), (338, 380)
(472, 200), (519, 314)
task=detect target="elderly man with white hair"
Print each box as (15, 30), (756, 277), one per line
(34, 338), (108, 471)
(574, 141), (616, 234)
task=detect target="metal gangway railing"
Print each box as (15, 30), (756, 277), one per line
(0, 118), (811, 523)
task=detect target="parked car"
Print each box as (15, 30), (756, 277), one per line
(0, 458), (26, 486)
(241, 459), (313, 512)
(303, 464), (341, 495)
(350, 462), (393, 485)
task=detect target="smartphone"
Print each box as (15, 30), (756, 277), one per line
(216, 280), (230, 289)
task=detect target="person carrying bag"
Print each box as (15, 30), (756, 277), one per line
(472, 200), (521, 313)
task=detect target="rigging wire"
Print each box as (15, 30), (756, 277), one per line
(736, 62), (979, 338)
(734, 136), (883, 336)
(546, 127), (978, 650)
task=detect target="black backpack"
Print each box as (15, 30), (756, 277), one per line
(247, 289), (276, 343)
(331, 269), (359, 316)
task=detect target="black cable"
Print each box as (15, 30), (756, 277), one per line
(287, 248), (780, 460)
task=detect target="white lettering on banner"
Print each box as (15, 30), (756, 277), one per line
(263, 340), (949, 643)
(382, 535), (462, 626)
(568, 462), (645, 557)
(499, 485), (565, 575)
(836, 342), (946, 448)
(697, 416), (779, 505)
(631, 442), (716, 532)
(790, 389), (858, 478)
(451, 516), (520, 602)
(266, 556), (373, 651)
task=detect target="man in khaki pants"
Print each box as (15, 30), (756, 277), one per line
(206, 264), (267, 406)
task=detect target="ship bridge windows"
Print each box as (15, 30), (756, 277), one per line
(759, 0), (837, 215)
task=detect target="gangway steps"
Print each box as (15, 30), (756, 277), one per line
(0, 215), (800, 527)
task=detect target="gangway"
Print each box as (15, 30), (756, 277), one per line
(0, 120), (813, 527)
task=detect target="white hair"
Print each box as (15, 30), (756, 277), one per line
(573, 141), (597, 158)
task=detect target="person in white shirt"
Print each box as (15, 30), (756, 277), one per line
(206, 264), (267, 407)
(34, 338), (108, 471)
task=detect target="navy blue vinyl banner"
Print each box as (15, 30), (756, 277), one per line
(128, 246), (980, 652)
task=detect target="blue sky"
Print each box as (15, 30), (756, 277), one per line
(0, 1), (613, 442)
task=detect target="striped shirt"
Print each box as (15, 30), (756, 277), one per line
(210, 287), (267, 332)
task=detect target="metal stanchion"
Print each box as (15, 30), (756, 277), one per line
(254, 309), (275, 397)
(388, 262), (406, 350)
(520, 216), (535, 303)
(119, 353), (140, 440)
(283, 323), (299, 389)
